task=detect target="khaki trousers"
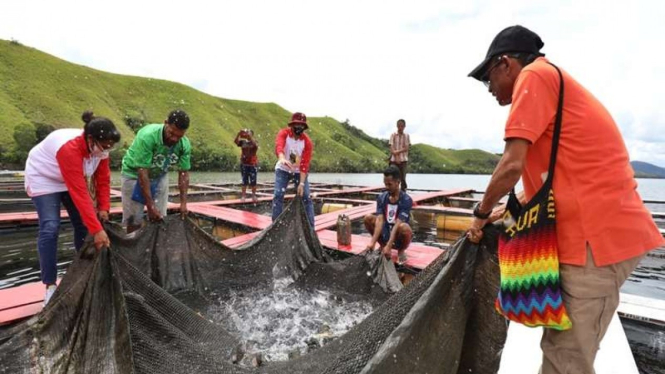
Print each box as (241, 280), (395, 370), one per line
(540, 247), (645, 374)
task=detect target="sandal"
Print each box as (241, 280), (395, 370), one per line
(397, 251), (408, 265)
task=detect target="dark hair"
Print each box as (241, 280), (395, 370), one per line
(167, 109), (190, 130)
(397, 119), (406, 125)
(85, 117), (121, 143)
(81, 110), (95, 125)
(383, 165), (401, 181)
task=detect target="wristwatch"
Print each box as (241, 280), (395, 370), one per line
(473, 202), (491, 220)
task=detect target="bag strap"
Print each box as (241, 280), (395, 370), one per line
(507, 62), (564, 206)
(545, 62), (564, 183)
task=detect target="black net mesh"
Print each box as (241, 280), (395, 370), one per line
(0, 197), (506, 374)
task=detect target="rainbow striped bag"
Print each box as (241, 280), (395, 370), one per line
(495, 63), (572, 331)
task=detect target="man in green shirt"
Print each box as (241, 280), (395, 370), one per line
(121, 109), (192, 233)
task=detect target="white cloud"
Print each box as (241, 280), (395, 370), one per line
(1, 0), (664, 166)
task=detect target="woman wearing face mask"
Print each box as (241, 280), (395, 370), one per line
(24, 110), (121, 305)
(272, 112), (315, 227)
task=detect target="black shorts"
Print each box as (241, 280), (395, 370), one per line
(240, 165), (257, 186)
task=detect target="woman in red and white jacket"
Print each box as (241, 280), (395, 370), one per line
(272, 112), (315, 226)
(24, 111), (121, 305)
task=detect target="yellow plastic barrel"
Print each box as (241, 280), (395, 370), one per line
(436, 214), (473, 232)
(412, 211), (435, 228)
(321, 203), (352, 214)
(212, 224), (237, 240)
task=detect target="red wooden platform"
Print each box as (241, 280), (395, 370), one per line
(0, 206), (127, 224)
(221, 231), (262, 247)
(413, 205), (473, 215)
(0, 187), (471, 325)
(316, 230), (445, 269)
(315, 204), (376, 231)
(410, 188), (474, 203)
(220, 228), (445, 270)
(0, 280), (59, 325)
(189, 196), (274, 207)
(188, 204), (272, 230)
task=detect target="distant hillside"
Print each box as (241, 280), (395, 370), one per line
(0, 39), (499, 174)
(410, 144), (499, 174)
(631, 161), (665, 178)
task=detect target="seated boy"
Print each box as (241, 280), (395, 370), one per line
(364, 165), (413, 264)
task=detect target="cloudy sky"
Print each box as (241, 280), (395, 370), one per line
(1, 0), (664, 166)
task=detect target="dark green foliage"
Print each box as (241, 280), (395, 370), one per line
(124, 115), (147, 134)
(108, 146), (127, 170)
(34, 123), (55, 142)
(11, 123), (37, 164)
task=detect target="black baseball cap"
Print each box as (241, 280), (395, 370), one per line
(468, 25), (545, 81)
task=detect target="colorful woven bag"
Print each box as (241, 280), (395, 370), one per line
(495, 63), (572, 331)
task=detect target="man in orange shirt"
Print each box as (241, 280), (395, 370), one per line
(466, 25), (664, 373)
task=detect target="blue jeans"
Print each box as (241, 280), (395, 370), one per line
(32, 192), (88, 285)
(272, 169), (315, 227)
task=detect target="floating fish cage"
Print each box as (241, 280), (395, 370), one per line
(0, 177), (663, 374)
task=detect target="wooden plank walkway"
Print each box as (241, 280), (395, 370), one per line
(0, 206), (127, 224)
(447, 196), (480, 203)
(312, 197), (374, 205)
(499, 312), (639, 374)
(221, 232), (262, 247)
(617, 293), (665, 325)
(0, 280), (59, 326)
(188, 204), (272, 230)
(189, 196), (273, 207)
(413, 205), (473, 215)
(409, 188), (474, 203)
(316, 230), (444, 270)
(315, 204), (376, 231)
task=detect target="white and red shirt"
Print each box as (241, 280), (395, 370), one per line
(24, 129), (111, 234)
(274, 127), (313, 174)
(389, 132), (411, 163)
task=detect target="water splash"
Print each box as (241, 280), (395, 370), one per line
(210, 280), (373, 362)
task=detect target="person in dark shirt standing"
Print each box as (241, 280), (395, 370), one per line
(234, 129), (259, 203)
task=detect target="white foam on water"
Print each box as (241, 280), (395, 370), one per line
(209, 278), (373, 362)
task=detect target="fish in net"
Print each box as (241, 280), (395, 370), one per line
(0, 197), (506, 373)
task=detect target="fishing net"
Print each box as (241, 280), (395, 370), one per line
(0, 197), (506, 374)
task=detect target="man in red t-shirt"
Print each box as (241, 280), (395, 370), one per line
(234, 129), (259, 203)
(466, 25), (664, 373)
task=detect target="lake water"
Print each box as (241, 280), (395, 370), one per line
(129, 171), (665, 203)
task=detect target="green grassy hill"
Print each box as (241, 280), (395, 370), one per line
(409, 144), (500, 174)
(0, 39), (499, 174)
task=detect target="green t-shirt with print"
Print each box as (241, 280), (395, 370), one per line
(121, 123), (192, 179)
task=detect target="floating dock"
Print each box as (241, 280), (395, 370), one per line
(0, 180), (662, 374)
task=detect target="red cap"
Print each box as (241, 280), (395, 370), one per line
(288, 112), (308, 129)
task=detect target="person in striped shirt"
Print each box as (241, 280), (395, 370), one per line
(388, 119), (410, 191)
